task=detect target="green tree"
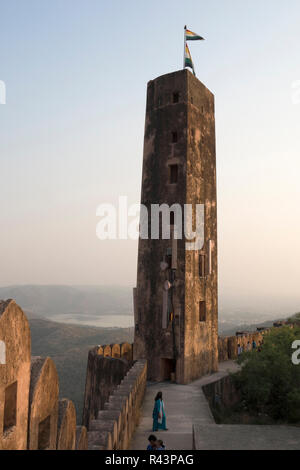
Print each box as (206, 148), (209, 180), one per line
(233, 326), (300, 423)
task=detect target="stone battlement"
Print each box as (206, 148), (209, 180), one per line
(218, 321), (297, 362)
(96, 342), (133, 362)
(0, 299), (87, 450)
(83, 351), (147, 450)
(0, 298), (145, 451)
(218, 331), (265, 362)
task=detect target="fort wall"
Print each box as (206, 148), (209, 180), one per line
(28, 356), (59, 450)
(0, 300), (31, 450)
(82, 348), (131, 428)
(218, 331), (265, 361)
(218, 322), (297, 362)
(97, 342), (133, 362)
(0, 300), (87, 450)
(56, 399), (77, 450)
(83, 344), (147, 450)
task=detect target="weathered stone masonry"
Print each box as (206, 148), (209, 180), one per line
(82, 349), (131, 428)
(218, 331), (265, 361)
(83, 352), (147, 450)
(0, 300), (87, 450)
(134, 69), (218, 384)
(0, 300), (146, 451)
(0, 300), (31, 450)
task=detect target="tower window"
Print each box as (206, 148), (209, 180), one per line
(199, 254), (206, 278)
(191, 128), (195, 139)
(3, 381), (17, 433)
(199, 301), (206, 322)
(171, 131), (178, 143)
(191, 96), (194, 104)
(207, 239), (212, 275)
(169, 165), (178, 184)
(173, 92), (179, 104)
(166, 247), (172, 269)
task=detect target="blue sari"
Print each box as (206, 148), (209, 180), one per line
(152, 399), (167, 431)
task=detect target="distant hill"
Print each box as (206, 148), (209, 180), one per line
(28, 316), (133, 423)
(0, 284), (133, 319)
(219, 312), (300, 336)
(1, 284), (298, 331)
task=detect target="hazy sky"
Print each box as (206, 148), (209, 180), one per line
(1, 0), (300, 309)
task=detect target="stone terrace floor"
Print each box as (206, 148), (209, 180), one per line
(129, 361), (300, 450)
(129, 361), (239, 450)
(193, 423), (300, 450)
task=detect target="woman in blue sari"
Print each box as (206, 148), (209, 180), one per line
(152, 392), (168, 431)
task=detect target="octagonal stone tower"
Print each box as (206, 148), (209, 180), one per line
(133, 69), (218, 384)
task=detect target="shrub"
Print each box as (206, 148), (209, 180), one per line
(233, 326), (300, 423)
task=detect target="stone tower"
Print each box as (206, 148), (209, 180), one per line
(133, 69), (218, 384)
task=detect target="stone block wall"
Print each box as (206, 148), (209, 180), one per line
(57, 399), (77, 450)
(218, 330), (267, 361)
(96, 342), (133, 361)
(203, 374), (241, 411)
(76, 425), (88, 450)
(218, 322), (298, 362)
(82, 349), (131, 428)
(27, 356), (59, 450)
(86, 360), (147, 450)
(0, 300), (31, 450)
(0, 300), (87, 450)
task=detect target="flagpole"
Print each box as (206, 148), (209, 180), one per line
(183, 25), (187, 69)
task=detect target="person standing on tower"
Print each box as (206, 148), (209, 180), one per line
(152, 392), (168, 432)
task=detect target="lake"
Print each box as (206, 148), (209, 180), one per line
(50, 313), (134, 328)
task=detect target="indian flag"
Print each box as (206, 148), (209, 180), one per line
(185, 29), (204, 41)
(184, 44), (195, 75)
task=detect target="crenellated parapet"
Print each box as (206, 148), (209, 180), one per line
(96, 342), (133, 362)
(86, 360), (147, 450)
(218, 328), (272, 361)
(82, 349), (131, 428)
(0, 298), (140, 451)
(27, 356), (59, 450)
(0, 300), (88, 450)
(0, 300), (31, 450)
(56, 399), (77, 450)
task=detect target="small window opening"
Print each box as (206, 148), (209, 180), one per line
(199, 254), (206, 278)
(199, 301), (206, 322)
(3, 381), (17, 434)
(173, 92), (179, 104)
(166, 247), (172, 269)
(191, 128), (195, 139)
(191, 96), (194, 104)
(172, 131), (178, 143)
(38, 415), (51, 450)
(169, 164), (178, 184)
